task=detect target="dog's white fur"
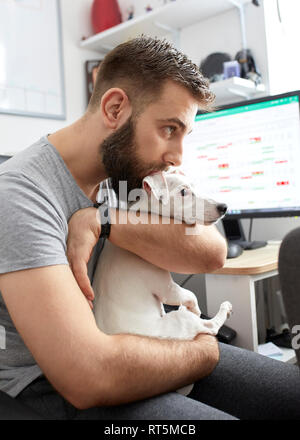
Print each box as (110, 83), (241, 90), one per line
(92, 170), (232, 395)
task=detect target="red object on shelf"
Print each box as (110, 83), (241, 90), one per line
(91, 0), (121, 34)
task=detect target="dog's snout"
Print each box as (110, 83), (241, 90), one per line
(217, 203), (227, 216)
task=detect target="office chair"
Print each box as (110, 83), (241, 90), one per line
(278, 227), (300, 365)
(0, 390), (43, 419)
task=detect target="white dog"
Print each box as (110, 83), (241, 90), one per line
(92, 170), (232, 395)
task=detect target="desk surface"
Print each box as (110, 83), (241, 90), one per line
(213, 243), (281, 275)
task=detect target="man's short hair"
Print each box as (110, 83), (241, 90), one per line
(87, 36), (215, 114)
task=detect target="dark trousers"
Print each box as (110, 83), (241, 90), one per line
(16, 343), (300, 420)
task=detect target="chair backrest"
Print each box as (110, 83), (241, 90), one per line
(0, 155), (11, 165)
(0, 390), (42, 420)
(278, 227), (300, 365)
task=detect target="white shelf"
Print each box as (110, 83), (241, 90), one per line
(210, 77), (266, 105)
(80, 0), (251, 53)
(0, 151), (14, 156)
(279, 347), (297, 364)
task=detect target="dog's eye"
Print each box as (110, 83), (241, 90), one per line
(180, 188), (187, 197)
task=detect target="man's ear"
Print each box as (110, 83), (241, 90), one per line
(101, 88), (131, 129)
(142, 173), (169, 205)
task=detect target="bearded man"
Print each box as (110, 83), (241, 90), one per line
(0, 36), (299, 420)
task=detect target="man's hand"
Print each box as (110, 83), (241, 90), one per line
(67, 207), (101, 308)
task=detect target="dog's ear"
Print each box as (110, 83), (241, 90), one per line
(142, 172), (169, 205)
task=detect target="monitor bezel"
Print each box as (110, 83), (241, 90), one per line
(196, 89), (300, 219)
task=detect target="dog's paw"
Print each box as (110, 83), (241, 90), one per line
(183, 300), (201, 317)
(220, 301), (233, 318)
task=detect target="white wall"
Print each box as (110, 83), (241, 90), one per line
(263, 0), (300, 95)
(0, 0), (103, 155)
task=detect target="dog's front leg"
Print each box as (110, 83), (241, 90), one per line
(155, 280), (201, 317)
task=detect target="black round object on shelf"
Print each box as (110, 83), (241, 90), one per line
(200, 52), (232, 82)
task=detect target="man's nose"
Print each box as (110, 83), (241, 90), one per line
(163, 144), (183, 167)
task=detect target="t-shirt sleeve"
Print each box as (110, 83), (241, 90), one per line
(0, 172), (69, 274)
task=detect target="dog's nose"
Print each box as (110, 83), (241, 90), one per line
(217, 203), (227, 216)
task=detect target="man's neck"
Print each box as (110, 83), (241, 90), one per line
(48, 116), (108, 203)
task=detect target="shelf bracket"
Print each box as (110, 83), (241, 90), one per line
(226, 0), (248, 50)
(153, 21), (180, 48)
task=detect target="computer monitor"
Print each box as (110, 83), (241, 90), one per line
(181, 90), (300, 249)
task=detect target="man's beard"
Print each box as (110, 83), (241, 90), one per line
(100, 117), (165, 200)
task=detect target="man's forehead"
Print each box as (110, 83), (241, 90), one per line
(157, 91), (198, 111)
(150, 82), (198, 125)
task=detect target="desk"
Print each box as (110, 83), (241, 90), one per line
(205, 243), (280, 352)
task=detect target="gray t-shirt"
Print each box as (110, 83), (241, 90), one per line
(0, 136), (103, 397)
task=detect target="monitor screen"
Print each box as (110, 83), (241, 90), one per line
(181, 90), (300, 218)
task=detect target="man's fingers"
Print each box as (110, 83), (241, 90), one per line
(66, 207), (100, 306)
(70, 259), (95, 300)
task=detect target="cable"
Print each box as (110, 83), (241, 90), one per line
(276, 0), (282, 23)
(248, 218), (253, 242)
(180, 274), (194, 288)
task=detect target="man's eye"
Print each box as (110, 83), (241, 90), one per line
(165, 126), (176, 136)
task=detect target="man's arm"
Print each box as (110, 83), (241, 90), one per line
(110, 208), (227, 274)
(0, 265), (219, 410)
(67, 207), (227, 304)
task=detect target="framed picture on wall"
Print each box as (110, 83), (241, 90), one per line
(0, 0), (66, 120)
(85, 60), (102, 106)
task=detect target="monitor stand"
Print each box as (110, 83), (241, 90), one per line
(222, 218), (267, 250)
